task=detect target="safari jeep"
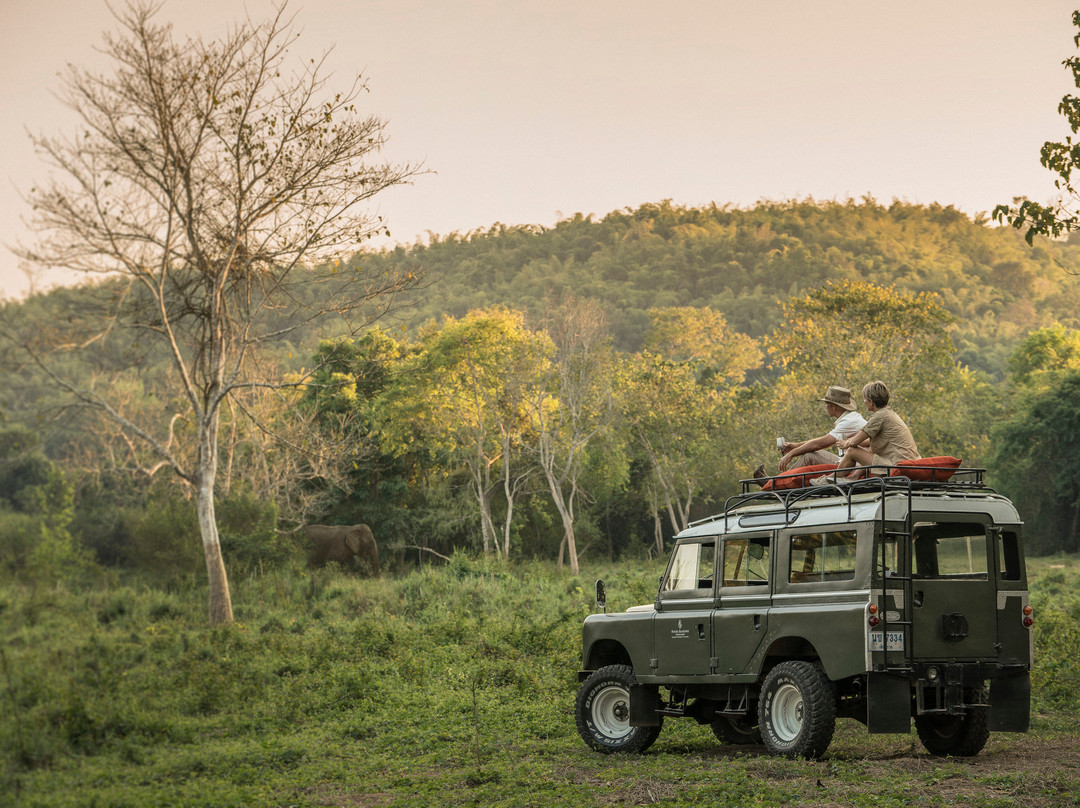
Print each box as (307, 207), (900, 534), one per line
(574, 467), (1033, 759)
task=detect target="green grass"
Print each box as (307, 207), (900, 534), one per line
(1, 554), (1078, 807)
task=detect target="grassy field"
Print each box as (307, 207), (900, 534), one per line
(2, 552), (1079, 808)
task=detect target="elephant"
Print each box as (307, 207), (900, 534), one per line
(304, 524), (379, 574)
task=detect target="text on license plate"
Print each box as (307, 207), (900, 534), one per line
(869, 631), (905, 652)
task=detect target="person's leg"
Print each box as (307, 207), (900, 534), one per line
(789, 450), (840, 469)
(811, 448), (871, 485)
(838, 447), (874, 479)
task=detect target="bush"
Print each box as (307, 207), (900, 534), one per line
(1029, 557), (1080, 714)
(217, 489), (298, 575)
(121, 494), (204, 580)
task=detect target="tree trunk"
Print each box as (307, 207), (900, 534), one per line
(197, 477), (233, 624)
(480, 490), (498, 556)
(501, 455), (515, 559)
(556, 504), (579, 575)
(541, 464), (579, 575)
(196, 406), (233, 625)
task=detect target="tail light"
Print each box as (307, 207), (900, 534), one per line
(1023, 604), (1034, 629)
(868, 603), (879, 627)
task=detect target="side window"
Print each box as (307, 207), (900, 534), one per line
(913, 522), (988, 579)
(877, 534), (900, 577)
(663, 540), (715, 592)
(722, 538), (770, 587)
(997, 531), (1022, 581)
(788, 531), (858, 583)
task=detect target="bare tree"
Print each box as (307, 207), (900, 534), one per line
(526, 298), (615, 576)
(5, 2), (422, 623)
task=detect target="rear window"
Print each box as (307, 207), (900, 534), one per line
(998, 530), (1023, 581)
(788, 531), (857, 583)
(913, 523), (988, 579)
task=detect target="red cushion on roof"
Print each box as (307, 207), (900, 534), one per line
(889, 456), (962, 482)
(762, 463), (839, 491)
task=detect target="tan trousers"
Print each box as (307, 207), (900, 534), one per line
(787, 450), (841, 469)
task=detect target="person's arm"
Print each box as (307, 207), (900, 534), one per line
(836, 429), (869, 452)
(779, 433), (837, 471)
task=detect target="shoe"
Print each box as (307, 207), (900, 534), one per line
(809, 475), (829, 486)
(752, 464), (767, 482)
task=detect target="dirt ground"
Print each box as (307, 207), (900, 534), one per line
(702, 735), (1080, 807)
(314, 733), (1080, 807)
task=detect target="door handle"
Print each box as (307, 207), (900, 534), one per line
(697, 623), (706, 639)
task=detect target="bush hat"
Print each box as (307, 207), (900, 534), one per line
(817, 385), (857, 411)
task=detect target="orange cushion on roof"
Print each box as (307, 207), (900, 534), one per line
(762, 463), (838, 491)
(889, 456), (962, 482)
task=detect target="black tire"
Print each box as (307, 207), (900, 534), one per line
(915, 697), (990, 757)
(711, 715), (762, 745)
(575, 665), (662, 754)
(758, 661), (836, 759)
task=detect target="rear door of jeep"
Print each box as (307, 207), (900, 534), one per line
(910, 516), (998, 659)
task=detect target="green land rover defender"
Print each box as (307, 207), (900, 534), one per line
(574, 467), (1033, 759)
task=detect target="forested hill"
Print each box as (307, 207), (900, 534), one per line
(361, 199), (1080, 378)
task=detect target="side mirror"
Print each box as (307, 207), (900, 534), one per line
(595, 579), (606, 612)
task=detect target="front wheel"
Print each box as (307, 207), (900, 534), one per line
(915, 695), (990, 757)
(575, 665), (662, 754)
(758, 661), (836, 759)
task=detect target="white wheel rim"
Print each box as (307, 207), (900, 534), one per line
(592, 684), (632, 739)
(772, 682), (804, 742)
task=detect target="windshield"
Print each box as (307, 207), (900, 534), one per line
(664, 541), (714, 592)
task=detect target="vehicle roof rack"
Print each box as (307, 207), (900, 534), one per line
(688, 465), (991, 533)
(739, 464), (987, 497)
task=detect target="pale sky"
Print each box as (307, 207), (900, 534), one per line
(0, 0), (1076, 298)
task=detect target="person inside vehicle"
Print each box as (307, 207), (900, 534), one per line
(753, 385), (867, 482)
(811, 380), (920, 484)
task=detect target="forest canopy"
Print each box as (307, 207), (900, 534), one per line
(3, 198), (1080, 587)
(366, 198), (1080, 380)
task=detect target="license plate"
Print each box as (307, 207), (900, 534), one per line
(869, 631), (905, 651)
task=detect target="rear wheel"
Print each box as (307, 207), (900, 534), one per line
(915, 695), (990, 757)
(711, 715), (762, 745)
(758, 661), (836, 759)
(575, 665), (662, 754)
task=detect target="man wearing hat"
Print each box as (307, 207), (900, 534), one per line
(753, 385), (867, 480)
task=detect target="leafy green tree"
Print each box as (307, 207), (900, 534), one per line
(995, 11), (1080, 244)
(527, 299), (621, 575)
(989, 370), (1080, 554)
(377, 308), (545, 557)
(765, 281), (959, 440)
(299, 329), (433, 545)
(4, 4), (419, 623)
(1006, 324), (1080, 389)
(643, 306), (762, 386)
(0, 427), (86, 581)
(622, 351), (725, 554)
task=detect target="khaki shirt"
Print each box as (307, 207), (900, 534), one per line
(862, 407), (920, 466)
